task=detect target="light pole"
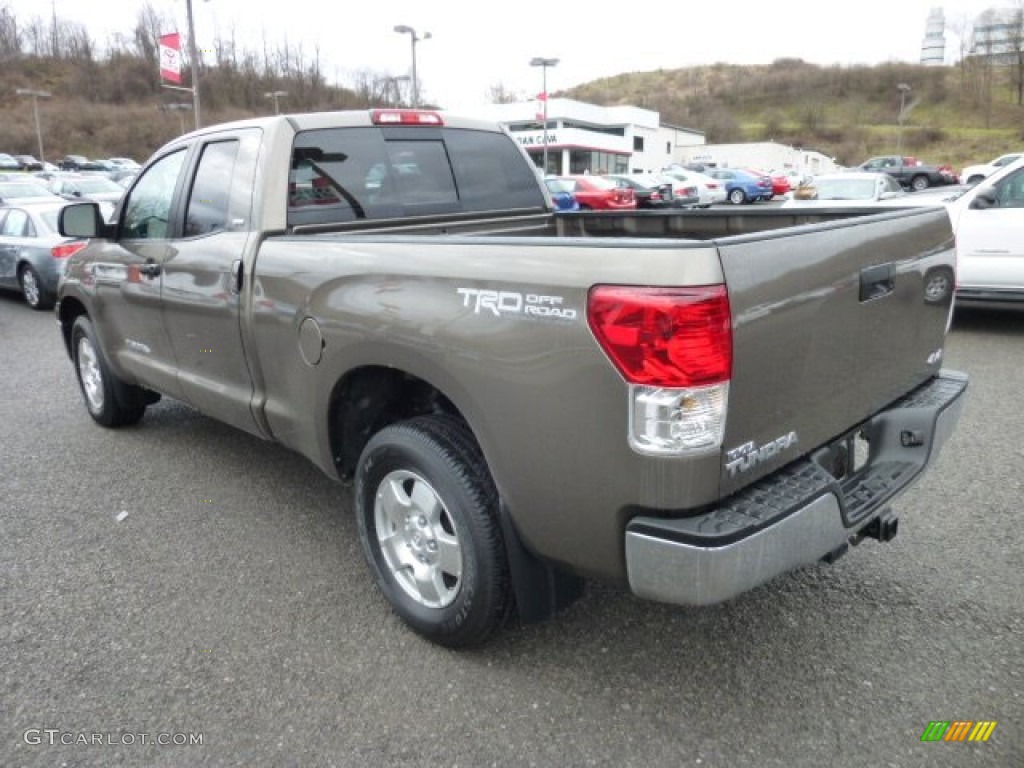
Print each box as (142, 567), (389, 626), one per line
(264, 90), (287, 114)
(184, 0), (204, 129)
(393, 25), (430, 107)
(896, 83), (912, 156)
(530, 57), (559, 175)
(16, 88), (50, 162)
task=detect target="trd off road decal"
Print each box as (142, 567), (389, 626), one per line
(456, 288), (577, 320)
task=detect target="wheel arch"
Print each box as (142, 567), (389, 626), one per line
(327, 364), (583, 624)
(57, 296), (89, 358)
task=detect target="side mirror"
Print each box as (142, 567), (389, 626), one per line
(969, 188), (998, 210)
(59, 202), (104, 238)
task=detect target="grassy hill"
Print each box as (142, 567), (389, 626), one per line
(2, 48), (1022, 172)
(563, 59), (1024, 170)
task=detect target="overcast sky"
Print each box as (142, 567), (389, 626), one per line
(3, 0), (1009, 109)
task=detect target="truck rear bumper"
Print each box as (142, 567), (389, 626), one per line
(625, 370), (967, 606)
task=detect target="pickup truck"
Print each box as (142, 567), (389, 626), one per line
(55, 109), (968, 647)
(945, 155), (1024, 305)
(857, 155), (957, 191)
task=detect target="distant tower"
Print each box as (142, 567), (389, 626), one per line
(921, 7), (946, 65)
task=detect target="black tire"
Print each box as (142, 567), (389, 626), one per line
(70, 316), (147, 427)
(728, 188), (747, 205)
(355, 415), (511, 648)
(910, 175), (930, 192)
(19, 264), (53, 310)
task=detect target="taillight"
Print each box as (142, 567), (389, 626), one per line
(52, 242), (87, 259)
(588, 285), (732, 456)
(588, 285), (731, 386)
(370, 109), (444, 125)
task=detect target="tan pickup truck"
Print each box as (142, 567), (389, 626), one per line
(55, 109), (967, 647)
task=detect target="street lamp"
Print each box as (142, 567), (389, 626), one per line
(530, 57), (559, 175)
(393, 25), (430, 107)
(184, 0), (207, 129)
(264, 90), (287, 114)
(896, 83), (912, 156)
(15, 88), (50, 163)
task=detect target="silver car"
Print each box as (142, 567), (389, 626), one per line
(0, 200), (84, 309)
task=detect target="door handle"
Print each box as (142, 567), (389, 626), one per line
(139, 260), (161, 278)
(859, 263), (894, 302)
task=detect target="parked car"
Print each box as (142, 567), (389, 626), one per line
(782, 172), (908, 206)
(943, 156), (1024, 306)
(0, 200), (85, 309)
(543, 177), (580, 211)
(57, 155), (110, 173)
(13, 154), (43, 171)
(49, 175), (125, 208)
(0, 180), (63, 203)
(960, 152), (1023, 185)
(550, 175), (636, 209)
(106, 157), (141, 170)
(749, 169), (791, 198)
(659, 168), (724, 207)
(0, 153), (20, 171)
(856, 155), (958, 191)
(703, 168), (773, 204)
(605, 174), (686, 208)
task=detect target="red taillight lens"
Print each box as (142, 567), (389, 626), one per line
(51, 242), (87, 259)
(587, 285), (732, 387)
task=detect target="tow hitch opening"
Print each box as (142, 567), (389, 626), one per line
(857, 510), (900, 544)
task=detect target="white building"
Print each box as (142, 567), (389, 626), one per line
(921, 7), (947, 65)
(673, 141), (841, 176)
(971, 7), (1023, 63)
(468, 98), (705, 176)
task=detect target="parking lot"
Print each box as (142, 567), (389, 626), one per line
(1, 294), (1021, 767)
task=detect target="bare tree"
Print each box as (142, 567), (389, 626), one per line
(0, 1), (21, 60)
(487, 82), (521, 104)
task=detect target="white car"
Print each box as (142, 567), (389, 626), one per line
(960, 153), (1022, 185)
(780, 172), (908, 206)
(660, 168), (726, 206)
(944, 156), (1024, 306)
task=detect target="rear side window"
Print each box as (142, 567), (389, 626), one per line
(185, 140), (241, 237)
(288, 126), (545, 228)
(1, 209), (30, 237)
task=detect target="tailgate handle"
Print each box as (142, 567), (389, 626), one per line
(859, 263), (894, 302)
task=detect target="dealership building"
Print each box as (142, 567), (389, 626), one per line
(469, 98), (835, 177)
(470, 98), (706, 176)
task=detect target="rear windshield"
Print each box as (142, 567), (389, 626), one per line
(288, 126), (545, 228)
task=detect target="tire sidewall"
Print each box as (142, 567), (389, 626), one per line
(355, 421), (501, 645)
(729, 189), (746, 205)
(71, 316), (117, 425)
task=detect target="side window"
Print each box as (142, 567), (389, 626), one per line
(1, 209), (29, 237)
(185, 140), (240, 237)
(122, 149), (187, 240)
(992, 169), (1024, 208)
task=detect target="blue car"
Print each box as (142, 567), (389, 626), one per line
(544, 177), (581, 212)
(704, 168), (773, 205)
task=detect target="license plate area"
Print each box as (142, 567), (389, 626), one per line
(811, 425), (872, 482)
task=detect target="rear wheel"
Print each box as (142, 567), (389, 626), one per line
(728, 188), (747, 205)
(355, 415), (511, 648)
(910, 175), (930, 192)
(19, 265), (53, 310)
(71, 316), (147, 427)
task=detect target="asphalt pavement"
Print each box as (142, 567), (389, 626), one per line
(1, 293), (1021, 768)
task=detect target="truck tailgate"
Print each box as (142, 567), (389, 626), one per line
(717, 207), (955, 496)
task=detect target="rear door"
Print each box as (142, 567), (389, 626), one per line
(716, 207), (955, 495)
(159, 129), (262, 435)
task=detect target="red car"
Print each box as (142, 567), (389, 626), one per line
(554, 175), (636, 210)
(747, 169), (790, 198)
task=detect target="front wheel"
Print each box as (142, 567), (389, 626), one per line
(728, 188), (747, 205)
(355, 415), (512, 648)
(71, 316), (147, 427)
